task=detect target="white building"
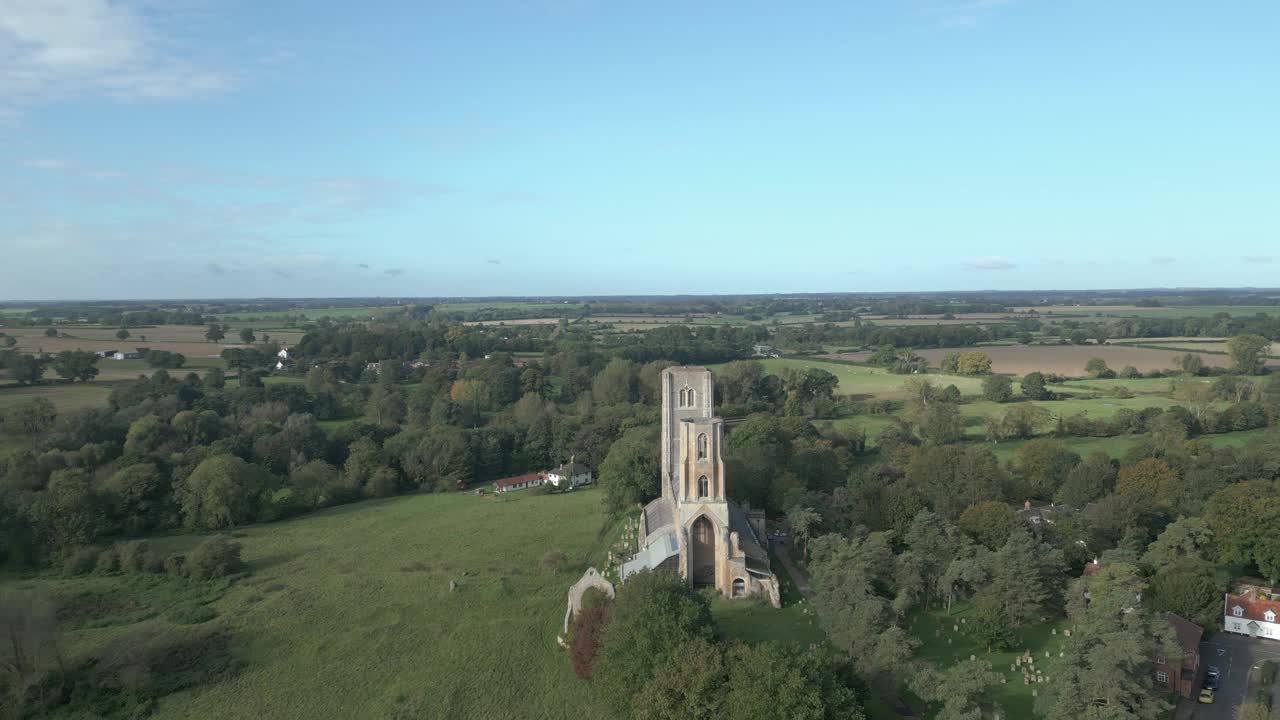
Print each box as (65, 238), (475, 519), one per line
(1224, 586), (1280, 640)
(546, 459), (592, 489)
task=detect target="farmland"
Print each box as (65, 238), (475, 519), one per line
(823, 344), (1243, 376)
(709, 358), (988, 398)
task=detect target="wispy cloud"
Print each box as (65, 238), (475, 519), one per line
(22, 158), (68, 170)
(271, 268), (294, 279)
(203, 263), (227, 276)
(1150, 256), (1176, 266)
(485, 258), (501, 265)
(355, 263), (370, 269)
(963, 256), (1016, 271)
(0, 0), (232, 111)
(926, 0), (1017, 28)
(384, 268), (406, 277)
(1244, 255), (1273, 264)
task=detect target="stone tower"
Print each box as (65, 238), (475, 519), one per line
(660, 366), (713, 501)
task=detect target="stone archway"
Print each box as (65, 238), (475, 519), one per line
(690, 515), (716, 587)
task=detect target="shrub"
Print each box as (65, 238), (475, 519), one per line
(64, 547), (99, 576)
(92, 626), (241, 696)
(186, 536), (244, 580)
(569, 605), (611, 679)
(164, 554), (187, 577)
(167, 604), (218, 625)
(116, 540), (156, 573)
(95, 547), (120, 574)
(580, 586), (610, 611)
(542, 550), (570, 573)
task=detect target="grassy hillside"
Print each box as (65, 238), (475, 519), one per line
(10, 490), (620, 720)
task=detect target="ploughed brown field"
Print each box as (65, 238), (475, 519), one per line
(4, 325), (304, 357)
(822, 344), (1251, 377)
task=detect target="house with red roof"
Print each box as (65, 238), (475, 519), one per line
(1223, 584), (1280, 641)
(493, 472), (547, 493)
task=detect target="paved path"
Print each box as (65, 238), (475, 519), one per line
(773, 542), (814, 599)
(1191, 634), (1280, 720)
(770, 541), (920, 720)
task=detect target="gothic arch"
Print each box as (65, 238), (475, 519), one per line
(697, 433), (708, 460)
(696, 475), (709, 498)
(689, 514), (716, 586)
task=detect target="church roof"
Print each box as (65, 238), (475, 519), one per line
(728, 500), (769, 564)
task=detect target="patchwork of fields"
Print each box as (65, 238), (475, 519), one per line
(823, 344), (1245, 376)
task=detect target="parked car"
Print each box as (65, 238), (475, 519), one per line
(1198, 688), (1215, 704)
(1206, 666), (1220, 691)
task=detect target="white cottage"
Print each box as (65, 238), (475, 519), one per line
(546, 459), (592, 489)
(1224, 586), (1280, 640)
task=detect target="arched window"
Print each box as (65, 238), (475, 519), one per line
(687, 389), (696, 407)
(697, 475), (709, 498)
(732, 578), (746, 598)
(697, 433), (708, 460)
(678, 387), (688, 407)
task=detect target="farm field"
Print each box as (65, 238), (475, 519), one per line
(1011, 304), (1280, 318)
(4, 325), (302, 357)
(211, 306), (402, 321)
(6, 490), (620, 720)
(0, 381), (114, 413)
(708, 358), (988, 398)
(822, 345), (1241, 376)
(849, 317), (1015, 327)
(462, 317), (562, 326)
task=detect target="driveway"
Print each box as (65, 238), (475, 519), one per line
(1192, 633), (1280, 719)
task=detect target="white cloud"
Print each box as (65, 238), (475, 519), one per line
(963, 256), (1017, 271)
(21, 158), (68, 169)
(0, 0), (230, 109)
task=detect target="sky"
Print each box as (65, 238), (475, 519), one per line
(1, 0), (1278, 300)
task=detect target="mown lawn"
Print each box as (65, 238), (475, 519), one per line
(8, 490), (618, 720)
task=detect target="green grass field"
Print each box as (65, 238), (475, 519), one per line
(9, 490), (620, 720)
(2, 485), (839, 719)
(709, 358), (987, 399)
(909, 602), (1069, 719)
(0, 382), (115, 413)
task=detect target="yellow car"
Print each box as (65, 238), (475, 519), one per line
(1198, 688), (1215, 704)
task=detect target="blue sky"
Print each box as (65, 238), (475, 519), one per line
(2, 0), (1277, 300)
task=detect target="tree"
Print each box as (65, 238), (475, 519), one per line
(1085, 357), (1113, 378)
(598, 425), (660, 518)
(205, 324), (226, 343)
(787, 507), (821, 560)
(1141, 516), (1212, 571)
(239, 328), (256, 344)
(910, 658), (1001, 720)
(204, 366), (226, 389)
(50, 350), (99, 382)
(1021, 371), (1050, 400)
(1204, 481), (1280, 584)
(115, 328), (130, 340)
(987, 402), (1051, 441)
(102, 462), (172, 535)
(1115, 458), (1182, 507)
(976, 528), (1065, 628)
(144, 350), (186, 368)
(958, 501), (1016, 550)
(721, 642), (864, 720)
(981, 374), (1013, 402)
(592, 358), (637, 404)
(5, 353), (47, 384)
(1176, 353), (1204, 375)
(808, 532), (916, 682)
(1056, 451), (1116, 506)
(955, 351), (993, 376)
(969, 601), (1018, 652)
(632, 639), (725, 720)
(1228, 334), (1271, 375)
(176, 454), (277, 529)
(594, 570), (715, 713)
(1, 398), (56, 444)
(43, 327), (57, 337)
(1037, 562), (1178, 720)
(1146, 558), (1223, 629)
(1015, 439), (1080, 500)
(0, 591), (64, 714)
(186, 535), (244, 579)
